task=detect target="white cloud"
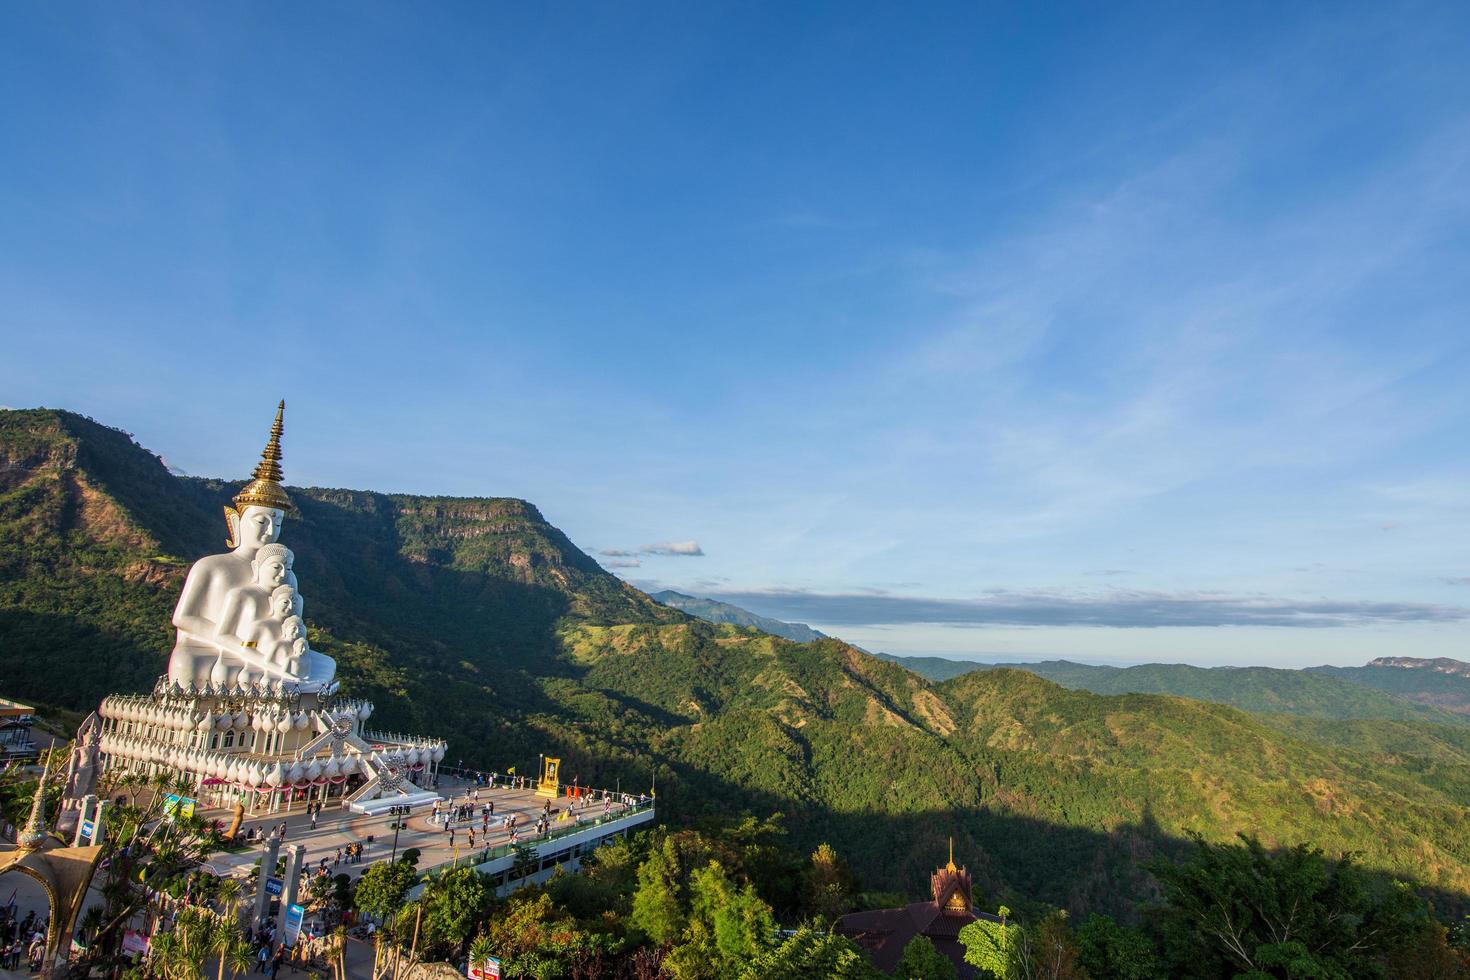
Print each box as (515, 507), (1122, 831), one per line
(643, 540), (704, 556)
(598, 540), (705, 558)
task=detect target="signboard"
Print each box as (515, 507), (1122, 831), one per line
(283, 904), (305, 948)
(264, 876), (284, 897)
(535, 756), (560, 798)
(162, 794), (197, 820)
(121, 930), (150, 956)
(468, 956), (502, 979)
(80, 819), (96, 839)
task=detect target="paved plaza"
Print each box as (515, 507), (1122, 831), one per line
(204, 776), (646, 883)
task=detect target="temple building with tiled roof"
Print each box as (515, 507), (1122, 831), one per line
(836, 842), (1001, 978)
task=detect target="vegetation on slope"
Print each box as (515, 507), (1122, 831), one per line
(6, 408), (1470, 922)
(1310, 661), (1470, 716)
(897, 657), (1470, 726)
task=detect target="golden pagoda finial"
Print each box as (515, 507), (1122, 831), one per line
(16, 753), (53, 851)
(232, 400), (293, 514)
(946, 836), (956, 872)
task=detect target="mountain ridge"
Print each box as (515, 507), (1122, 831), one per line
(875, 651), (1470, 726)
(649, 589), (827, 643)
(7, 406), (1470, 917)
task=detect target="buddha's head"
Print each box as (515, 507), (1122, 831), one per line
(253, 544), (294, 589)
(227, 403), (292, 551)
(282, 615), (305, 640)
(232, 505), (285, 552)
(270, 585), (297, 620)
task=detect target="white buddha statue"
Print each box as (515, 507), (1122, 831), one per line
(165, 402), (336, 691)
(217, 544), (294, 652)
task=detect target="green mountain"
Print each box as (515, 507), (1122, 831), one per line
(650, 590), (826, 643)
(6, 407), (1470, 919)
(873, 651), (1000, 681)
(1310, 659), (1470, 716)
(880, 653), (1470, 727)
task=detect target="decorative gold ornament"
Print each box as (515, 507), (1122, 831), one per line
(233, 400), (293, 514)
(223, 505), (242, 549)
(17, 752), (53, 851)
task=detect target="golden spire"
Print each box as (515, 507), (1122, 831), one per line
(946, 836), (956, 872)
(16, 753), (53, 851)
(233, 400), (293, 513)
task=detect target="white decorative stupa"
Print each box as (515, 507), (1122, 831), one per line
(83, 403), (446, 816)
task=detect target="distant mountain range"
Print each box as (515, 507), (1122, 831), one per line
(649, 590), (826, 643)
(662, 593), (1470, 726)
(866, 652), (1470, 724)
(8, 407), (1470, 917)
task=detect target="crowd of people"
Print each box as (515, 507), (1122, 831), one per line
(0, 908), (46, 973)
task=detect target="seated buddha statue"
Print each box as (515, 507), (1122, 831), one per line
(164, 402), (335, 691)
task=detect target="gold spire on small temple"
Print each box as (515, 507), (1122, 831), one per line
(16, 754), (53, 851)
(946, 836), (957, 872)
(233, 401), (293, 513)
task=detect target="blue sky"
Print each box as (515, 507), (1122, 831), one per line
(4, 2), (1470, 666)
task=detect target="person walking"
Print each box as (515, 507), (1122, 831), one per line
(269, 944), (284, 979)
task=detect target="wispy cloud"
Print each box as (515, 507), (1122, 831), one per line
(644, 540), (704, 556)
(598, 540), (705, 558)
(699, 587), (1470, 629)
(601, 558), (642, 569)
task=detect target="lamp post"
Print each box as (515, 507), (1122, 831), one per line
(388, 804), (412, 863)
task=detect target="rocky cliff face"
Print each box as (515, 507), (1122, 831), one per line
(1368, 656), (1470, 678)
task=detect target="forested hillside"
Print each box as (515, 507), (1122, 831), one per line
(6, 408), (1470, 920)
(880, 653), (1470, 726)
(1311, 660), (1470, 716)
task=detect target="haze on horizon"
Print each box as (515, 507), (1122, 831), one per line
(4, 2), (1469, 669)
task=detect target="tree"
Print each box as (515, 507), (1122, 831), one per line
(148, 907), (215, 980)
(738, 927), (884, 979)
(896, 934), (957, 980)
(76, 770), (228, 976)
(1011, 912), (1088, 980)
(802, 843), (856, 923)
(1150, 834), (1426, 978)
(354, 860), (420, 922)
(959, 914), (1020, 979)
(418, 866), (490, 959)
(631, 838), (685, 945)
(1382, 918), (1470, 980)
(481, 890), (608, 980)
(512, 843), (539, 881)
(1075, 915), (1161, 980)
(207, 917), (253, 980)
(699, 862), (775, 969)
(664, 861), (778, 980)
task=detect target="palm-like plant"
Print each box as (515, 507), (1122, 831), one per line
(215, 877), (243, 917)
(468, 933), (496, 976)
(152, 929), (207, 980)
(208, 916), (253, 980)
(222, 933), (254, 980)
